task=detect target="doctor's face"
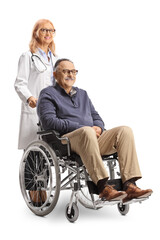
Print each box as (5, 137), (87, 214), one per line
(38, 22), (55, 46)
(54, 61), (77, 93)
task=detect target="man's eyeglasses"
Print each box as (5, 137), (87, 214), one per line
(60, 69), (78, 75)
(40, 28), (56, 34)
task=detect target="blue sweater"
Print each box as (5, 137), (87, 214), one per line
(37, 83), (105, 135)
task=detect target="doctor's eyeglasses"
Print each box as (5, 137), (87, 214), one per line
(40, 28), (56, 34)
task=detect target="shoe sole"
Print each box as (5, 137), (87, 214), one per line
(123, 191), (153, 203)
(137, 191), (153, 199)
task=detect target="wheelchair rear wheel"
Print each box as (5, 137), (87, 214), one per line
(19, 140), (60, 216)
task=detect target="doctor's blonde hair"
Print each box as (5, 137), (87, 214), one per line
(29, 19), (56, 54)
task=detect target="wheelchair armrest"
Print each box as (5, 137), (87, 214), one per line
(37, 129), (71, 156)
(37, 129), (60, 138)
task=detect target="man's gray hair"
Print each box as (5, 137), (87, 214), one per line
(53, 58), (73, 71)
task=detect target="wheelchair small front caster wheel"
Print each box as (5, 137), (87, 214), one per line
(65, 203), (79, 222)
(117, 203), (129, 215)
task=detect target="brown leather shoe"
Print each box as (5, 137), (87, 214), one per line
(123, 183), (153, 203)
(99, 185), (127, 201)
(29, 190), (47, 206)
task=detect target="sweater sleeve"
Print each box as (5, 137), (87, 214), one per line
(37, 90), (80, 134)
(89, 99), (105, 131)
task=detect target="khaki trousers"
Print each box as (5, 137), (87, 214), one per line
(63, 126), (142, 184)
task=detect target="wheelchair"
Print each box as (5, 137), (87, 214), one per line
(19, 128), (149, 222)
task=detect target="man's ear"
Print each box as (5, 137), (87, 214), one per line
(53, 71), (56, 79)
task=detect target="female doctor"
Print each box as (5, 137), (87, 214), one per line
(15, 19), (58, 149)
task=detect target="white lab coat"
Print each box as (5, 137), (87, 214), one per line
(15, 50), (58, 149)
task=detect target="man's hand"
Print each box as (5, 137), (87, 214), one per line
(92, 126), (102, 138)
(27, 96), (38, 108)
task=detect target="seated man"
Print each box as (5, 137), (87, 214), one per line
(37, 58), (153, 202)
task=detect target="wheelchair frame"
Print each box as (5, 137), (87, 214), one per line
(19, 130), (149, 222)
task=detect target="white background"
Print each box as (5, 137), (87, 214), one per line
(1, 0), (160, 239)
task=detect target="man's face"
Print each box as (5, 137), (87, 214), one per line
(54, 61), (77, 92)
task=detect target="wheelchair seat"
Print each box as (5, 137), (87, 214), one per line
(37, 129), (118, 166)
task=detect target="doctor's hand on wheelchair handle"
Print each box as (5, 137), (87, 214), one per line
(27, 96), (38, 108)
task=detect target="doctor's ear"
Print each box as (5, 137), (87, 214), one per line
(35, 33), (38, 39)
(34, 31), (39, 39)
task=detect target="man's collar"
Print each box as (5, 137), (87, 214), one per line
(69, 88), (77, 97)
(55, 83), (77, 96)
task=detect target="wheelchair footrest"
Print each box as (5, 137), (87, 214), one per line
(94, 199), (122, 208)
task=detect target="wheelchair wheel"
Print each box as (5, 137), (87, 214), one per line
(117, 203), (129, 215)
(19, 140), (60, 216)
(65, 203), (79, 222)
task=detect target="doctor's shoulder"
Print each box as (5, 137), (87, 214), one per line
(18, 51), (32, 66)
(19, 50), (32, 59)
